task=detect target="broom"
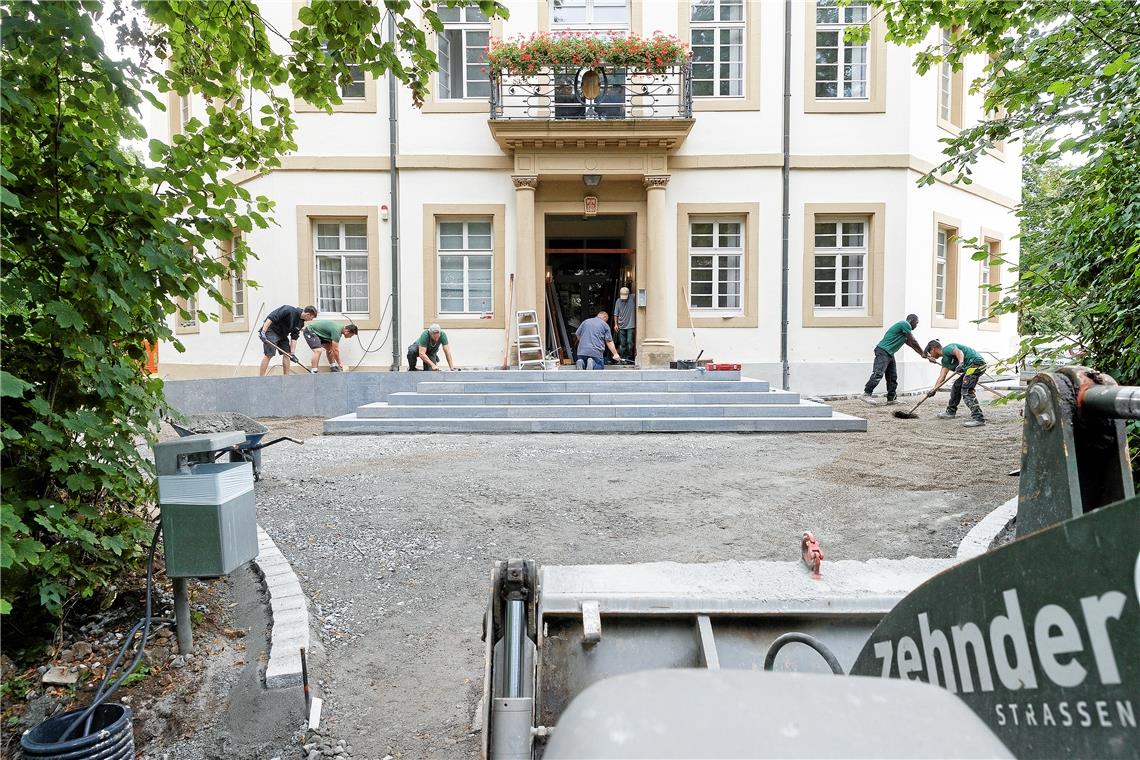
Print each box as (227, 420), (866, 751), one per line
(893, 371), (961, 419)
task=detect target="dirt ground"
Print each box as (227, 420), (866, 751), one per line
(236, 396), (1024, 759)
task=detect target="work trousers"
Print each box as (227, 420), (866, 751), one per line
(947, 364), (987, 421)
(406, 346), (439, 370)
(616, 327), (635, 360)
(863, 347), (898, 399)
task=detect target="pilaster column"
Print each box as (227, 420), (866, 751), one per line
(641, 175), (674, 367)
(511, 176), (539, 319)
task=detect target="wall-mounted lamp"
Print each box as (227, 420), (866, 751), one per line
(380, 204), (390, 222)
(582, 174), (602, 187)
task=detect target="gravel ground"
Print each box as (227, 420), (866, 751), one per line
(238, 396), (1024, 759)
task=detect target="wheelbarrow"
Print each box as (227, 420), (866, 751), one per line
(168, 413), (301, 481)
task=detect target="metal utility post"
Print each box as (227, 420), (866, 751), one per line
(173, 577), (193, 654)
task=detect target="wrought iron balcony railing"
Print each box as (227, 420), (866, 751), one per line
(489, 64), (693, 121)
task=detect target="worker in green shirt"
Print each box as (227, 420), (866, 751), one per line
(924, 339), (988, 427)
(302, 320), (359, 372)
(406, 324), (456, 371)
(861, 314), (926, 405)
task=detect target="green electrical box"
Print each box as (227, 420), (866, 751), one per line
(154, 434), (258, 578)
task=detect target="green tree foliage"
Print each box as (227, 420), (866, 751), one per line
(0, 0), (505, 625)
(869, 0), (1140, 390)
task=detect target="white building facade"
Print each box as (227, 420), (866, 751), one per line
(163, 0), (1020, 396)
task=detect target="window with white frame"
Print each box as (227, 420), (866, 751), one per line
(980, 239), (1000, 322)
(814, 0), (868, 99)
(939, 29), (952, 122)
(230, 270), (246, 321)
(179, 94), (192, 125)
(552, 0), (629, 29)
(178, 294), (198, 329)
(813, 219), (867, 311)
(934, 228), (949, 316)
(315, 220), (369, 314)
(689, 220), (743, 311)
(438, 5), (490, 99)
(438, 220), (493, 314)
(338, 64), (366, 99)
(690, 0), (745, 98)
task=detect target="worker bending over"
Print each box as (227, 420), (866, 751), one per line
(259, 304), (317, 376)
(407, 324), (455, 371)
(925, 340), (987, 427)
(861, 314), (926, 405)
(303, 320), (358, 372)
(575, 308), (623, 370)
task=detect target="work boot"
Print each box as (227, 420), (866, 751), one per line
(883, 397), (899, 405)
(963, 419), (986, 427)
(330, 365), (342, 372)
(936, 410), (956, 419)
(859, 394), (878, 405)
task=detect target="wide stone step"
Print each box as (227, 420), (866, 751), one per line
(387, 391), (801, 406)
(417, 369), (742, 382)
(414, 380), (770, 394)
(324, 413), (867, 434)
(357, 402), (832, 419)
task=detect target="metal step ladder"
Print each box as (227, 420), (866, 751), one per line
(516, 310), (545, 370)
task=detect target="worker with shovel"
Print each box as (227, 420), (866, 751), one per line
(925, 339), (988, 427)
(860, 314), (926, 405)
(259, 304), (317, 376)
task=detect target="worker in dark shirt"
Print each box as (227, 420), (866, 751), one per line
(259, 304), (317, 376)
(861, 314), (926, 405)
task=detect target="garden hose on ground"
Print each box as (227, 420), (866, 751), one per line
(21, 524), (170, 759)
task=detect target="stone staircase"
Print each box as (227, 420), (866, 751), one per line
(323, 369), (865, 433)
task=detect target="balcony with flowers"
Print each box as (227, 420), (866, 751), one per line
(485, 32), (695, 152)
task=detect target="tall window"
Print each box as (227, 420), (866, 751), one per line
(220, 233), (247, 327)
(438, 220), (493, 314)
(338, 64), (366, 99)
(552, 0), (629, 29)
(179, 295), (198, 329)
(438, 5), (490, 99)
(980, 239), (1001, 323)
(179, 95), (192, 124)
(813, 219), (866, 311)
(934, 228), (949, 317)
(814, 1), (868, 99)
(315, 221), (368, 314)
(230, 271), (246, 321)
(690, 0), (745, 98)
(939, 29), (952, 122)
(689, 220), (742, 310)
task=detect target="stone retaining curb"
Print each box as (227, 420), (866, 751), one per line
(956, 497), (1018, 560)
(253, 525), (310, 689)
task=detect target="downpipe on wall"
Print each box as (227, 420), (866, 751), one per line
(779, 0), (792, 391)
(387, 12), (402, 371)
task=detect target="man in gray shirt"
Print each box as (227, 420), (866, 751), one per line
(612, 286), (636, 361)
(574, 308), (622, 370)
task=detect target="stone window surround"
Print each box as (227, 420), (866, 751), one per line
(932, 211), (961, 329)
(218, 232), (249, 333)
(421, 204), (507, 330)
(677, 0), (762, 112)
(801, 202), (885, 328)
(675, 203), (759, 328)
(978, 227), (1002, 332)
(291, 1), (378, 114)
(803, 0), (887, 114)
(295, 205), (383, 330)
(936, 27), (965, 133)
(174, 293), (199, 335)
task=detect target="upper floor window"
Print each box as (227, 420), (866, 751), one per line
(338, 64), (366, 100)
(689, 219), (743, 311)
(179, 95), (192, 124)
(438, 5), (490, 99)
(980, 239), (1000, 324)
(814, 0), (868, 99)
(315, 220), (368, 314)
(814, 219), (867, 313)
(937, 28), (963, 129)
(438, 220), (493, 314)
(553, 0), (629, 30)
(690, 0), (745, 98)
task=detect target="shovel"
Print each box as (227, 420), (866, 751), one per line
(894, 372), (961, 420)
(259, 334), (316, 374)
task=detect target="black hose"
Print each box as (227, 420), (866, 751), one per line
(60, 524), (164, 742)
(763, 632), (845, 675)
